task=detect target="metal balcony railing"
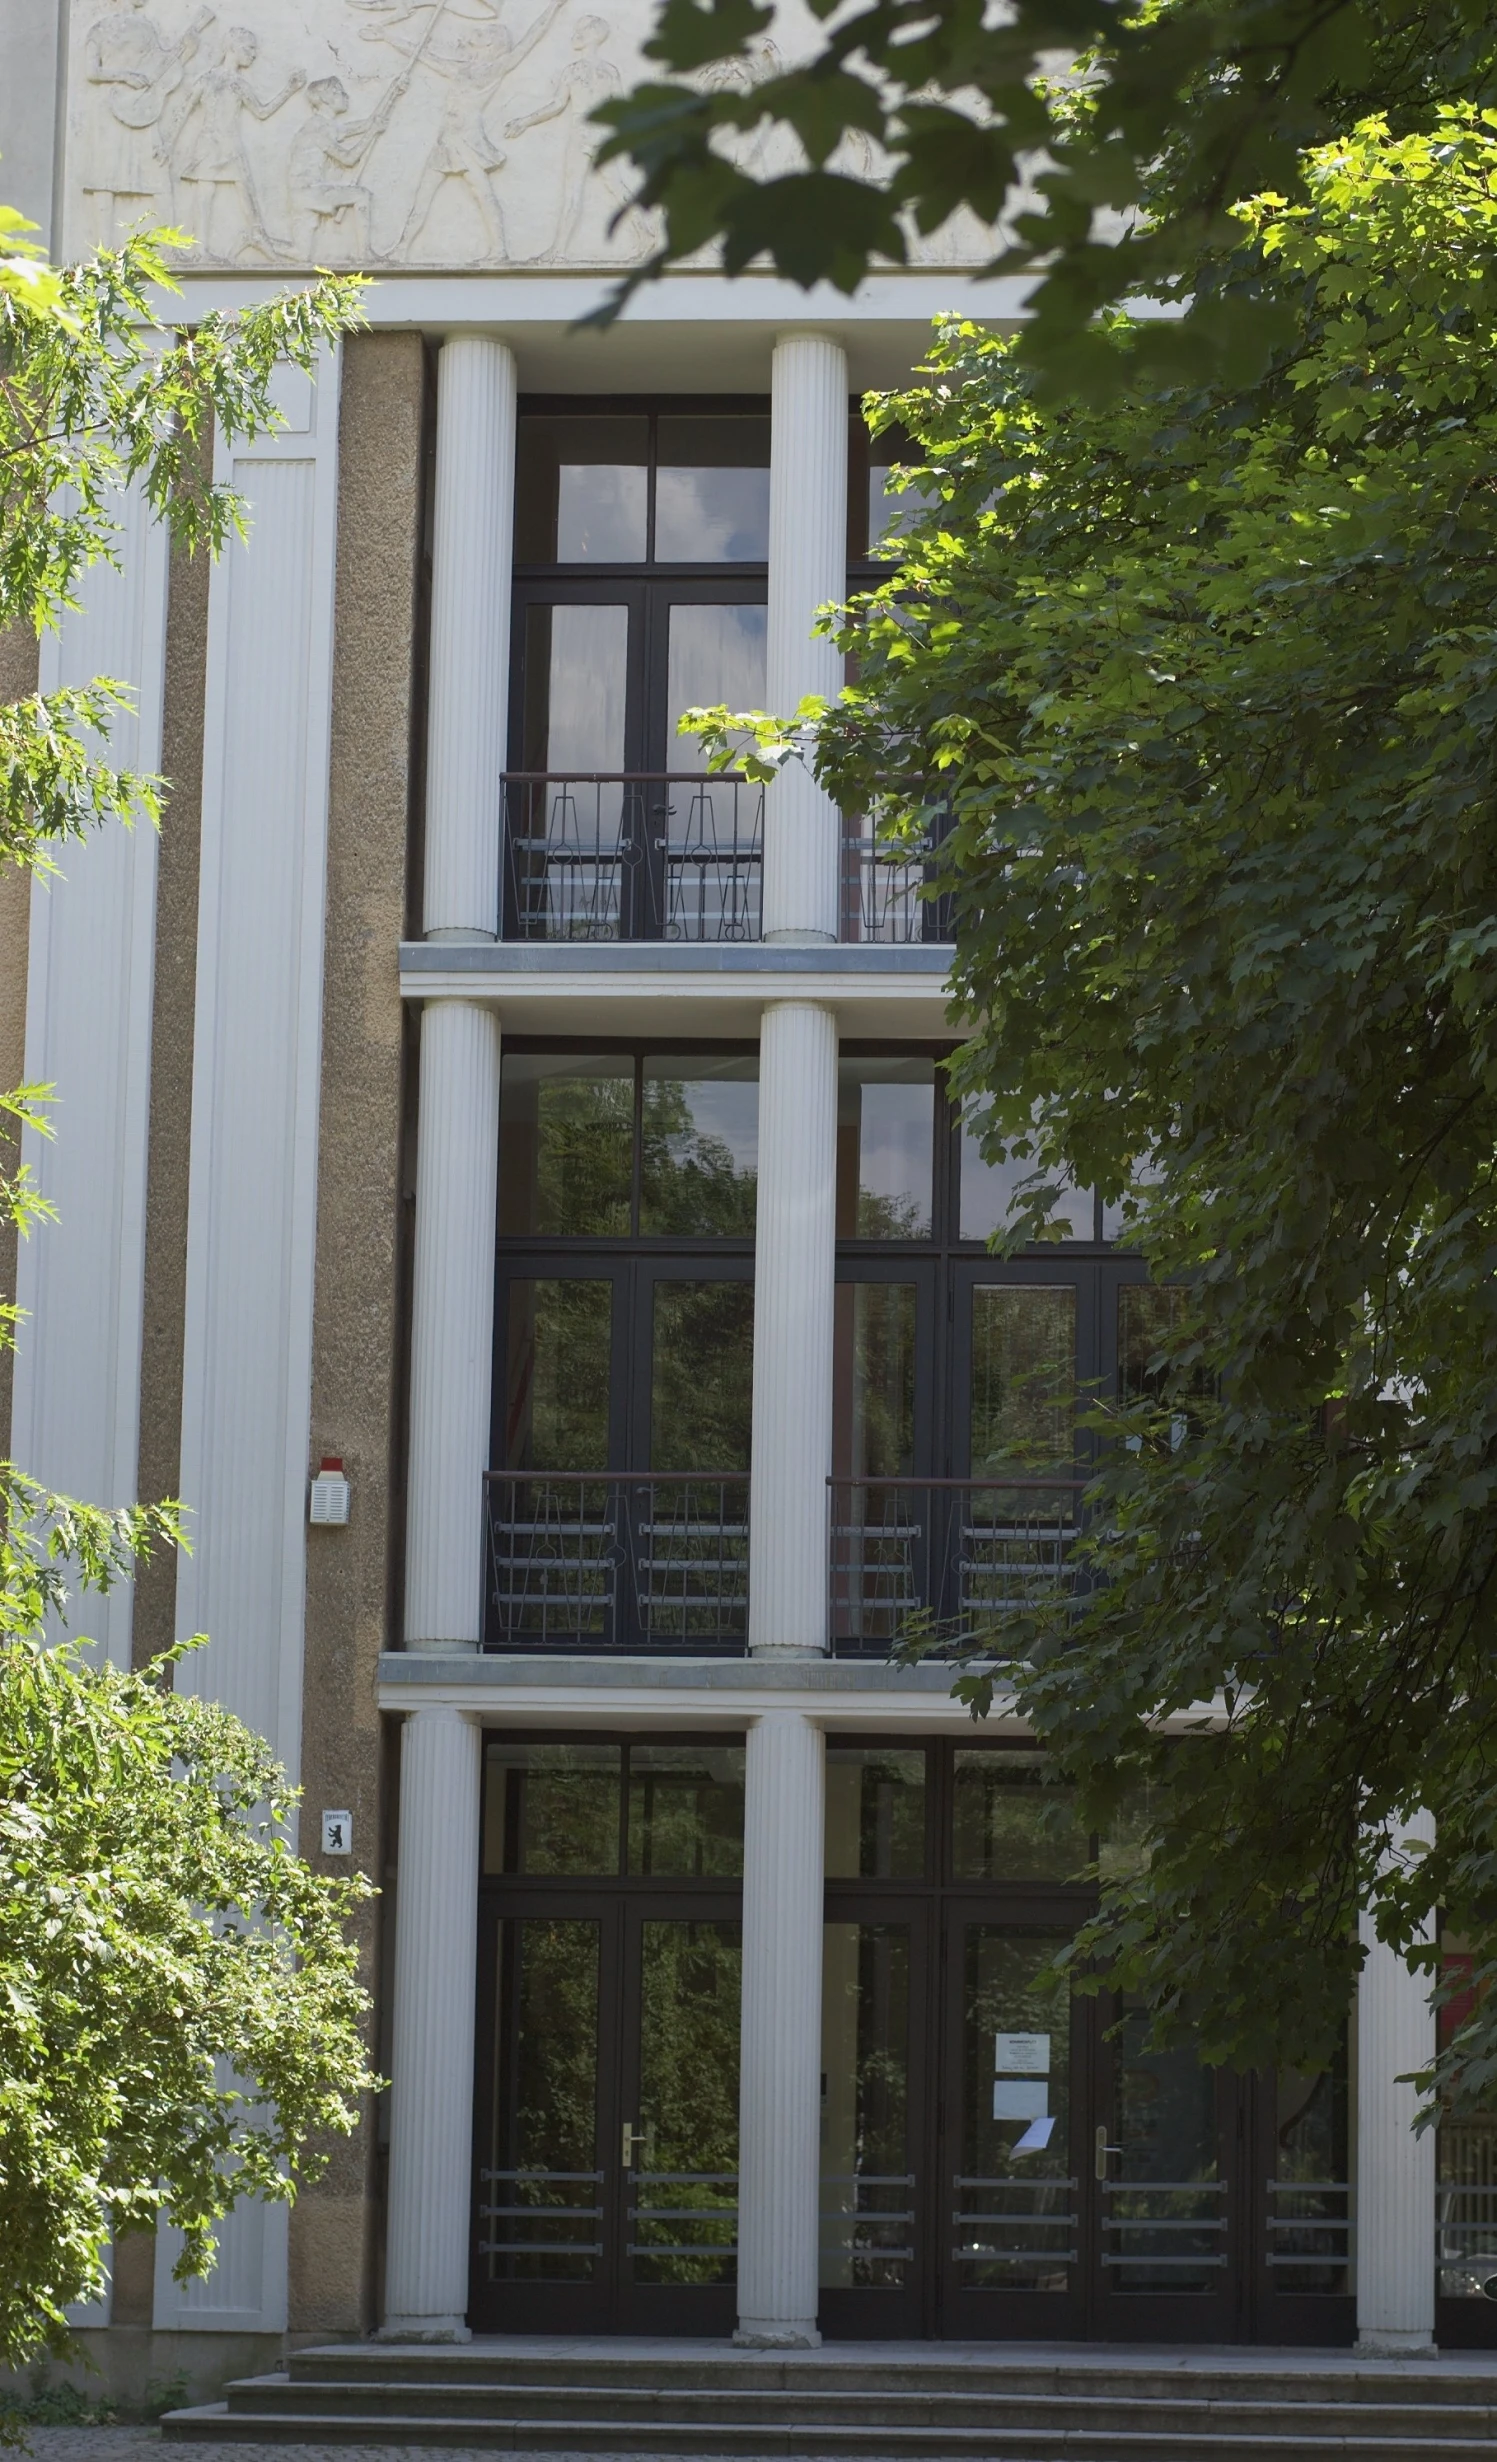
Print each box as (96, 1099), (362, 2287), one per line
(484, 1470), (749, 1654)
(828, 1476), (1087, 1656)
(501, 774), (763, 943)
(499, 773), (954, 945)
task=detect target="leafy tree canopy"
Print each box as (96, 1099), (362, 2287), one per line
(594, 0), (1497, 391)
(0, 223), (370, 2374)
(707, 108), (1497, 2106)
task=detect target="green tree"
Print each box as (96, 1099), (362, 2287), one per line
(723, 108), (1497, 2105)
(0, 219), (371, 2372)
(594, 0), (1497, 390)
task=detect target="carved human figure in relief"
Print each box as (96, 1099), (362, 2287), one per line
(286, 70), (407, 258)
(502, 15), (653, 262)
(174, 24), (304, 259)
(81, 0), (212, 242)
(367, 0), (568, 261)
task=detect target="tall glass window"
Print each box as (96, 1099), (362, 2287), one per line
(837, 1056), (935, 1238)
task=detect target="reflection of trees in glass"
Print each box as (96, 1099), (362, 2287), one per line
(636, 1920), (742, 2284)
(958, 1928), (1071, 2290)
(952, 1752), (1089, 1883)
(492, 1917), (601, 2280)
(504, 1279), (612, 1469)
(651, 1282), (754, 1470)
(640, 1074), (757, 1237)
(490, 1745), (622, 1875)
(820, 1922), (911, 2290)
(970, 1285), (1075, 1472)
(836, 1285), (916, 1479)
(628, 1746), (745, 1877)
(500, 1065), (634, 1238)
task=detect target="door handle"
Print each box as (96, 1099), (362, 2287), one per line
(1094, 2124), (1124, 2181)
(622, 2120), (654, 2169)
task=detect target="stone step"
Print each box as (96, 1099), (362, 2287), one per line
(159, 2401), (1497, 2460)
(219, 2375), (1497, 2440)
(282, 2354), (1491, 2408)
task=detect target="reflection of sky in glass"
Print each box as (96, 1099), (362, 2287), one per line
(656, 466), (771, 561)
(840, 1069), (934, 1237)
(539, 603), (628, 769)
(557, 463), (648, 561)
(645, 1062), (758, 1180)
(961, 1116), (1094, 1241)
(667, 605), (767, 768)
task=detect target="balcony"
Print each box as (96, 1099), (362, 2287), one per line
(500, 773), (951, 947)
(829, 1477), (1087, 1659)
(481, 1471), (1087, 1656)
(485, 1471), (750, 1654)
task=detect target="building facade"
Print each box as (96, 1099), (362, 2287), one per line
(0, 0), (1484, 2388)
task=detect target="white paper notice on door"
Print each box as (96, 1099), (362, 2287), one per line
(994, 2032), (1050, 2074)
(992, 2079), (1049, 2122)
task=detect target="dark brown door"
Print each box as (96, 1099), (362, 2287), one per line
(471, 1887), (741, 2334)
(936, 1911), (1090, 2340)
(1085, 2001), (1246, 2341)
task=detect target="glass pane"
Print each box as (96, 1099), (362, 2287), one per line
(627, 1742), (746, 1876)
(482, 1741), (622, 1875)
(960, 1112), (1095, 1242)
(521, 602), (629, 772)
(952, 1750), (1089, 1883)
(498, 1053), (634, 1238)
(836, 1058), (935, 1238)
(632, 1919), (742, 2284)
(515, 415), (651, 562)
(970, 1285), (1075, 1473)
(503, 1278), (612, 1470)
(666, 604), (768, 769)
(821, 1923), (913, 2288)
(1107, 2014), (1222, 2294)
(640, 1055), (758, 1236)
(825, 1746), (926, 1879)
(483, 1916), (601, 2279)
(832, 1283), (916, 1479)
(1271, 2033), (1353, 2296)
(651, 1280), (754, 1471)
(1439, 1937), (1497, 2297)
(655, 416), (771, 561)
(953, 1927), (1074, 2291)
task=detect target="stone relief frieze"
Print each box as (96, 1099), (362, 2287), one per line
(65, 0), (1000, 270)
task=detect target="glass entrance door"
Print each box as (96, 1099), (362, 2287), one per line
(472, 1737), (744, 2335)
(1088, 2006), (1244, 2340)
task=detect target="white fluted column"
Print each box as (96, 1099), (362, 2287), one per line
(748, 1001), (837, 1657)
(404, 332), (516, 1649)
(1356, 1809), (1437, 2355)
(424, 334), (516, 940)
(405, 1001), (501, 1648)
(383, 1707), (483, 2339)
(764, 333), (847, 942)
(736, 1710), (825, 2345)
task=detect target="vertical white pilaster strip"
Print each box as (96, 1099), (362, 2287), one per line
(157, 352), (341, 2335)
(764, 333), (847, 944)
(422, 335), (516, 940)
(736, 1709), (824, 2346)
(12, 486), (168, 1670)
(382, 1707), (483, 2337)
(748, 1001), (837, 1657)
(1356, 1809), (1437, 2355)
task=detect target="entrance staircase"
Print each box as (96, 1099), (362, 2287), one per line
(163, 2337), (1497, 2460)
